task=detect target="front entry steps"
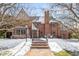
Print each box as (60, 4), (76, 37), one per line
(31, 39), (49, 48)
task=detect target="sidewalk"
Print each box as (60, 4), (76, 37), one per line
(25, 49), (54, 56)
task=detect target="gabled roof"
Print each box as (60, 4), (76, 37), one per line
(16, 8), (29, 20)
(33, 22), (41, 28)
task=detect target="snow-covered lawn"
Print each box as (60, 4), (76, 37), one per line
(14, 38), (32, 56)
(48, 38), (79, 53)
(0, 39), (25, 50)
(0, 38), (79, 56)
(0, 38), (32, 56)
(48, 42), (63, 53)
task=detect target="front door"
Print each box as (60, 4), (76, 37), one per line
(32, 30), (38, 38)
(6, 32), (12, 38)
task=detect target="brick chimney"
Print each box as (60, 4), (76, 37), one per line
(45, 10), (49, 24)
(44, 10), (50, 37)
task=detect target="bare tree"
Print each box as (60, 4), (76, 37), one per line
(0, 3), (17, 28)
(50, 3), (79, 39)
(0, 3), (16, 20)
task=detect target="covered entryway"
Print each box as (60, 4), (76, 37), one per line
(6, 32), (12, 38)
(32, 23), (39, 38)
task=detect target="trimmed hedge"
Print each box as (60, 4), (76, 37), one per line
(0, 30), (6, 38)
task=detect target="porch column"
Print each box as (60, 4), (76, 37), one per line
(27, 28), (30, 38)
(37, 29), (39, 38)
(27, 28), (28, 38)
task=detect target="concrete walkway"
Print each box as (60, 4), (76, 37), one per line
(25, 49), (54, 56)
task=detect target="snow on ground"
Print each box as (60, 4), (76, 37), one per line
(48, 38), (79, 52)
(13, 38), (32, 56)
(0, 38), (32, 56)
(0, 38), (79, 55)
(40, 38), (47, 41)
(64, 39), (79, 49)
(48, 42), (63, 53)
(0, 39), (25, 50)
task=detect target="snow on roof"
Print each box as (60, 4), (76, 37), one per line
(33, 17), (61, 24)
(35, 17), (44, 24)
(32, 19), (37, 22)
(32, 16), (44, 23)
(49, 19), (58, 23)
(32, 23), (37, 30)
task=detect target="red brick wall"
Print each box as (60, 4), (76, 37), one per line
(45, 11), (49, 24)
(61, 31), (69, 39)
(57, 23), (61, 38)
(44, 10), (51, 36)
(50, 23), (60, 38)
(39, 24), (45, 37)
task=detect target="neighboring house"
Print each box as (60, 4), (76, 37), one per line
(5, 8), (70, 39)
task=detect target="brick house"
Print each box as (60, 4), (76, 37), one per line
(6, 8), (70, 39)
(33, 10), (70, 39)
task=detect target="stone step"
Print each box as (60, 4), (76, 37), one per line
(32, 39), (47, 42)
(32, 43), (48, 46)
(31, 46), (49, 49)
(31, 39), (48, 48)
(32, 42), (48, 48)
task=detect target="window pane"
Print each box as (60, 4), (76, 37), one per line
(16, 29), (20, 35)
(15, 28), (26, 35)
(21, 28), (26, 35)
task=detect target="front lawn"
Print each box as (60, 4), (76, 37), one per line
(65, 50), (78, 56)
(0, 30), (6, 38)
(54, 50), (71, 56)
